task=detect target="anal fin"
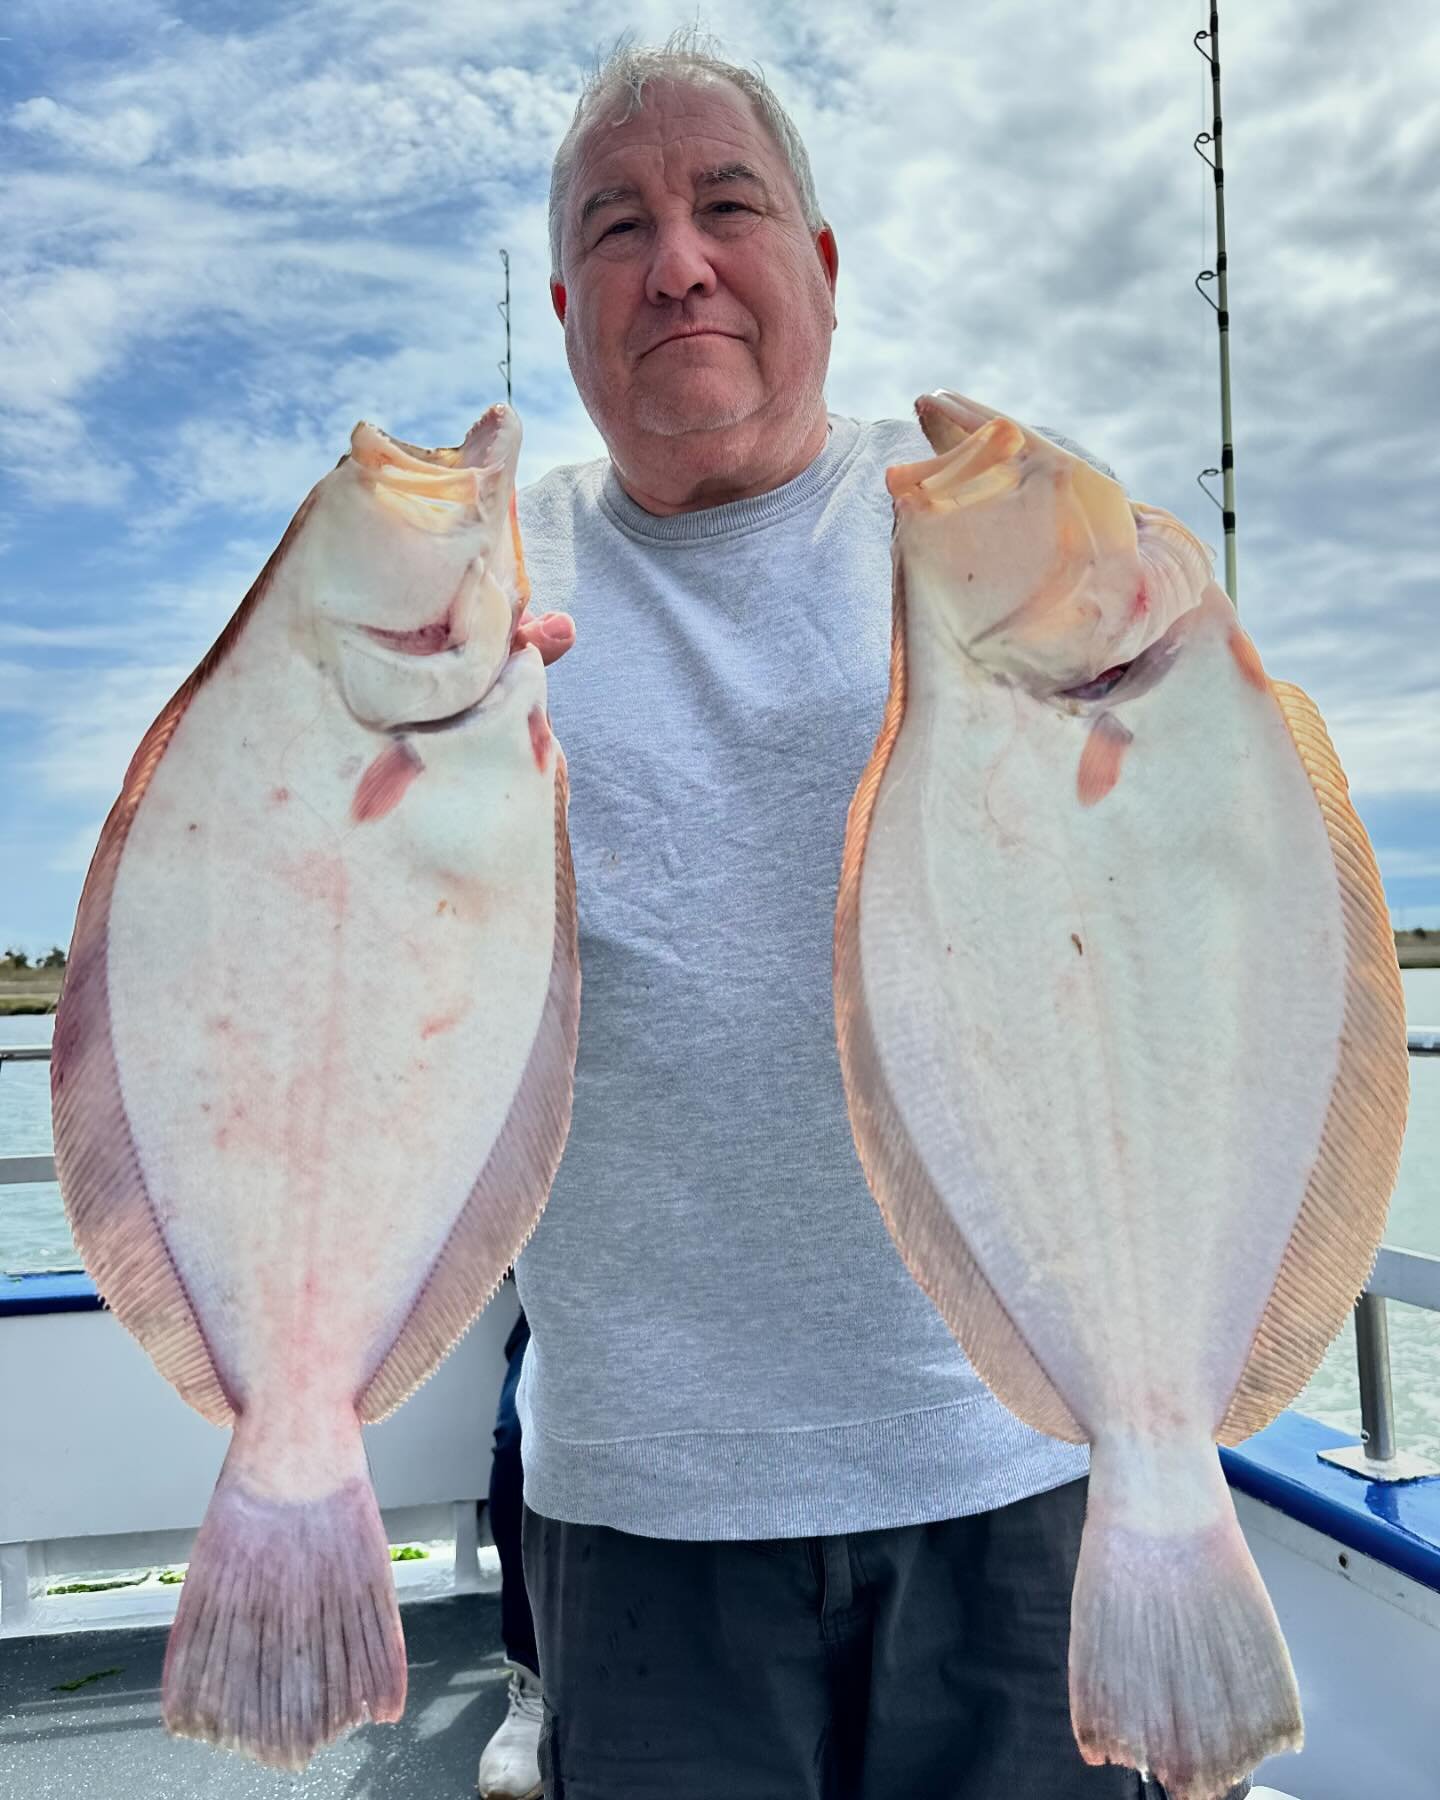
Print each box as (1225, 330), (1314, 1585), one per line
(356, 758), (580, 1421)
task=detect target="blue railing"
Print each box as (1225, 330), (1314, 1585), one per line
(5, 1038), (1440, 1595)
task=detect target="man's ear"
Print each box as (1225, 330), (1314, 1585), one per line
(816, 226), (839, 327)
(550, 280), (567, 325)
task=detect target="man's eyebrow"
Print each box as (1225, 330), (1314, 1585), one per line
(579, 184), (641, 230)
(696, 162), (769, 194)
(577, 164), (771, 230)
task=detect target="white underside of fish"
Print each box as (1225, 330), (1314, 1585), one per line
(858, 584), (1341, 1454)
(835, 395), (1408, 1800)
(105, 611), (557, 1484)
(51, 411), (580, 1770)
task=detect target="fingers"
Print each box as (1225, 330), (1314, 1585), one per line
(511, 610), (576, 666)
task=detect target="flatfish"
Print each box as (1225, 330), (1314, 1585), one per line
(834, 390), (1408, 1799)
(50, 406), (579, 1769)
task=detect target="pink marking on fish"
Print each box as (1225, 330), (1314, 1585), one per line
(279, 849), (349, 915)
(1133, 579), (1149, 617)
(528, 705), (552, 773)
(351, 740), (424, 823)
(1077, 712), (1134, 808)
(1228, 626), (1269, 692)
(420, 1010), (464, 1040)
(213, 1099), (255, 1155)
(269, 786), (290, 806)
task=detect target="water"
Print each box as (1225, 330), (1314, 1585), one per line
(0, 1010), (67, 1273)
(1297, 969), (1440, 1458)
(4, 979), (1439, 1456)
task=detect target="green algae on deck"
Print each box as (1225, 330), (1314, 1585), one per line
(52, 1667), (124, 1693)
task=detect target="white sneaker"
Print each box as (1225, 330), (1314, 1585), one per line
(477, 1662), (544, 1798)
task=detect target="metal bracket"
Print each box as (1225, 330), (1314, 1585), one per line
(1316, 1292), (1440, 1483)
(1317, 1442), (1440, 1483)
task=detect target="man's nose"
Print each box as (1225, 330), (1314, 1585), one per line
(645, 219), (718, 305)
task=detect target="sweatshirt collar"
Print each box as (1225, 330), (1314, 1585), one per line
(599, 416), (859, 543)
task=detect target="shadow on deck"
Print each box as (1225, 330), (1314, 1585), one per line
(0, 1593), (509, 1798)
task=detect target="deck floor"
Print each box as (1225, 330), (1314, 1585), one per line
(0, 1592), (511, 1798)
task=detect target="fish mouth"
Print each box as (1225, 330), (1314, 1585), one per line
(916, 389), (991, 452)
(352, 405), (518, 472)
(1058, 661), (1135, 704)
(347, 406), (521, 526)
(359, 609), (463, 658)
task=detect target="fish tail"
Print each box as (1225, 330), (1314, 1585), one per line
(1068, 1434), (1302, 1800)
(161, 1421), (405, 1770)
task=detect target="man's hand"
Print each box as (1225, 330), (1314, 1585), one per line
(511, 610), (576, 666)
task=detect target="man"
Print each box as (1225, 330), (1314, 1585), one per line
(505, 32), (1251, 1800)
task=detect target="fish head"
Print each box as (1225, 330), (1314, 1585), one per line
(887, 391), (1214, 704)
(298, 405), (530, 731)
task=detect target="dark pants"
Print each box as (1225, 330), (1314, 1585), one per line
(521, 1478), (1253, 1800)
(489, 1300), (540, 1678)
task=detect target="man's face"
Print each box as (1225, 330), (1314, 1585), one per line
(553, 77), (838, 476)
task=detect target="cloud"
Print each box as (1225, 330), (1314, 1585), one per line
(1380, 847), (1440, 883)
(12, 96), (166, 167)
(3, 0), (1439, 944)
(0, 659), (51, 708)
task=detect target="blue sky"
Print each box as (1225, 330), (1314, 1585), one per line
(2, 0), (1438, 950)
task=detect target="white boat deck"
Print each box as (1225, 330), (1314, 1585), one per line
(3, 1041), (1439, 1797)
(0, 1590), (514, 1798)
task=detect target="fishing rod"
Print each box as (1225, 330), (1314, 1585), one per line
(497, 248), (513, 405)
(1194, 2), (1237, 606)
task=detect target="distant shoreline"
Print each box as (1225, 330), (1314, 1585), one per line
(2, 929), (1437, 1019)
(0, 973), (61, 1017)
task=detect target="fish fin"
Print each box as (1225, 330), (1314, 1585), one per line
(350, 738), (424, 823)
(1070, 1435), (1302, 1800)
(835, 561), (1082, 1443)
(1076, 711), (1133, 807)
(49, 488), (324, 1427)
(356, 753), (580, 1422)
(162, 1427), (404, 1768)
(52, 827), (236, 1428)
(1217, 680), (1409, 1443)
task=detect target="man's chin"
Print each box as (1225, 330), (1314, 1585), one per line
(629, 383), (764, 441)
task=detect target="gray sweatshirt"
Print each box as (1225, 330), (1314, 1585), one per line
(512, 413), (1090, 1539)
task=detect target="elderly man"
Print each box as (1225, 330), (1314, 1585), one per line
(500, 33), (1251, 1800)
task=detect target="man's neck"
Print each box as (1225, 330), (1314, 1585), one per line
(609, 412), (831, 517)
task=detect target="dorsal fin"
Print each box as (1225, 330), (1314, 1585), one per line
(51, 490), (322, 1425)
(1218, 679), (1409, 1441)
(356, 760), (580, 1422)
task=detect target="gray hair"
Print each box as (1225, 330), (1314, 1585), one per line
(547, 27), (825, 281)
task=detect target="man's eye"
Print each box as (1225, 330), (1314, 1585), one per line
(600, 219), (637, 239)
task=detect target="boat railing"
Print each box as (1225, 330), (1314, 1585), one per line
(4, 1036), (1440, 1485)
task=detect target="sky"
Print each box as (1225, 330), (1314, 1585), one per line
(1, 0), (1438, 951)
